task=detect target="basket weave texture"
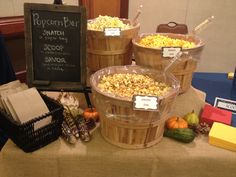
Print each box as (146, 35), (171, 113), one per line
(0, 93), (63, 152)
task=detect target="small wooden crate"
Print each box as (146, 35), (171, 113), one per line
(90, 65), (179, 149)
(87, 19), (140, 72)
(133, 33), (205, 93)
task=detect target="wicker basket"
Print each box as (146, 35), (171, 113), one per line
(133, 33), (205, 93)
(87, 19), (140, 72)
(0, 93), (63, 152)
(90, 65), (179, 149)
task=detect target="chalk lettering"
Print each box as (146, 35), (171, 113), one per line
(43, 30), (65, 36)
(63, 17), (79, 28)
(32, 12), (79, 29)
(43, 44), (64, 51)
(44, 56), (67, 63)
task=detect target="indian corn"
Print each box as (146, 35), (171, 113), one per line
(138, 34), (196, 48)
(98, 73), (171, 98)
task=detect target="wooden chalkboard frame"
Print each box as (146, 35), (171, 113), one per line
(24, 3), (87, 91)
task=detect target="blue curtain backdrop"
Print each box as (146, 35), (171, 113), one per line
(0, 33), (16, 150)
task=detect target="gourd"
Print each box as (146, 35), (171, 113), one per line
(75, 116), (91, 142)
(166, 116), (188, 129)
(164, 128), (195, 143)
(184, 110), (199, 126)
(83, 107), (99, 121)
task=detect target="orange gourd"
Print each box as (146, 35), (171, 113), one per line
(83, 107), (99, 121)
(166, 116), (188, 129)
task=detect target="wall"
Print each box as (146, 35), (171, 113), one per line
(0, 0), (78, 17)
(129, 0), (236, 72)
(1, 0), (235, 72)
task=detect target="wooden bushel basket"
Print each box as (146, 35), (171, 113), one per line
(132, 33), (205, 93)
(87, 19), (140, 72)
(90, 65), (180, 149)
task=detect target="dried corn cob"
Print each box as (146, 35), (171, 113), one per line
(61, 121), (77, 144)
(58, 92), (81, 117)
(64, 109), (80, 138)
(85, 119), (96, 130)
(75, 116), (91, 142)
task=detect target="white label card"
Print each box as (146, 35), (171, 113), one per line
(214, 97), (236, 114)
(104, 27), (121, 36)
(133, 95), (159, 111)
(162, 47), (182, 58)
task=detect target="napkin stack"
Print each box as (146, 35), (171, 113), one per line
(209, 122), (236, 152)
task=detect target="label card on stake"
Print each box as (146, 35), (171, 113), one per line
(104, 27), (121, 36)
(133, 95), (159, 111)
(162, 47), (182, 58)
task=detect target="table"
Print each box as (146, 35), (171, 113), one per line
(1, 87), (236, 177)
(192, 72), (236, 127)
(192, 72), (234, 105)
(1, 130), (236, 177)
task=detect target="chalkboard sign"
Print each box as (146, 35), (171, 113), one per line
(24, 3), (86, 91)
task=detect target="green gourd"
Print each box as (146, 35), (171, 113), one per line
(164, 128), (195, 143)
(184, 110), (199, 126)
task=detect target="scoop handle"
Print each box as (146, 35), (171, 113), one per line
(164, 51), (189, 73)
(131, 5), (143, 26)
(192, 16), (214, 35)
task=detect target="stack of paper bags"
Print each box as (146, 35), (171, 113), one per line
(209, 122), (236, 152)
(0, 80), (51, 130)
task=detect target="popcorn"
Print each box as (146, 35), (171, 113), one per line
(138, 34), (196, 48)
(97, 73), (171, 98)
(87, 15), (131, 31)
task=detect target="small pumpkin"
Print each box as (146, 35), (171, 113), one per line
(83, 107), (99, 121)
(166, 116), (188, 129)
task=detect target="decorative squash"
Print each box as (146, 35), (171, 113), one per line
(166, 116), (188, 129)
(83, 107), (99, 121)
(164, 128), (195, 143)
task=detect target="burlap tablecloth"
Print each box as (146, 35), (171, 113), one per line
(1, 87), (235, 177)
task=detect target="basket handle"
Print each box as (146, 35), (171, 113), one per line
(167, 22), (178, 28)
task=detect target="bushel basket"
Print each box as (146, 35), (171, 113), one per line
(87, 19), (140, 72)
(133, 33), (205, 93)
(90, 65), (180, 149)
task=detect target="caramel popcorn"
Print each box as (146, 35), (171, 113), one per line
(97, 73), (171, 98)
(87, 15), (131, 31)
(138, 34), (196, 48)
